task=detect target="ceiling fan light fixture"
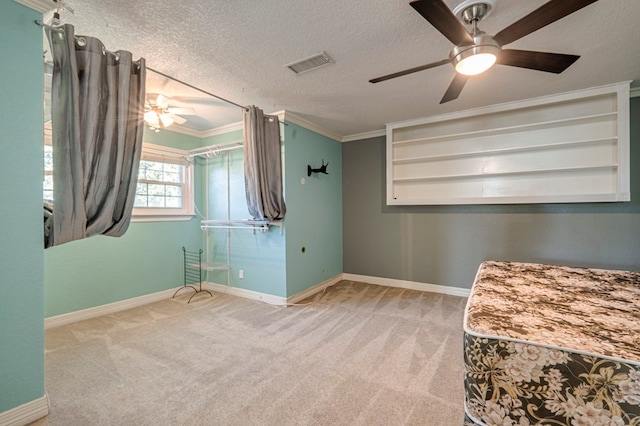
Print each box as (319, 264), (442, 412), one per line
(144, 110), (160, 127)
(450, 33), (501, 76)
(454, 50), (497, 75)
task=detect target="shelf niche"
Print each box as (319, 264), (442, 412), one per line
(386, 82), (631, 205)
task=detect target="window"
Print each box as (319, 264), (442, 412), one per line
(43, 127), (53, 202)
(42, 139), (193, 221)
(132, 143), (194, 221)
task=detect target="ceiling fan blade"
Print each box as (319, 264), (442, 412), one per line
(440, 73), (468, 104)
(369, 58), (450, 83)
(167, 107), (197, 115)
(154, 94), (171, 109)
(497, 50), (580, 74)
(494, 0), (599, 46)
(410, 0), (473, 45)
(168, 114), (187, 125)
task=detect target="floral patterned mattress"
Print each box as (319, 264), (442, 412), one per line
(463, 261), (640, 426)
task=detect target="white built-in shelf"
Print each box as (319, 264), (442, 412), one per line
(387, 82), (631, 205)
(393, 164), (618, 183)
(393, 137), (618, 165)
(391, 112), (618, 147)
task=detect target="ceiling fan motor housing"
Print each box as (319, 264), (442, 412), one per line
(450, 32), (501, 58)
(450, 32), (501, 74)
(452, 0), (497, 23)
(450, 1), (500, 75)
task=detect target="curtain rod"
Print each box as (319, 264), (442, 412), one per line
(185, 140), (244, 161)
(35, 20), (62, 32)
(35, 20), (248, 112)
(146, 67), (248, 111)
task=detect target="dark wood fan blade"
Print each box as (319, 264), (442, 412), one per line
(440, 73), (468, 104)
(494, 0), (599, 46)
(497, 50), (580, 74)
(410, 0), (473, 46)
(369, 58), (450, 83)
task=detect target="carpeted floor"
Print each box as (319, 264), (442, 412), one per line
(32, 280), (467, 425)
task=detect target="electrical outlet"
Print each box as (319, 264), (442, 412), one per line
(239, 269), (244, 279)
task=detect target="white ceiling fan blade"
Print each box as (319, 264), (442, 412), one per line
(167, 107), (196, 115)
(168, 113), (187, 125)
(145, 93), (159, 102)
(158, 114), (175, 127)
(155, 94), (171, 109)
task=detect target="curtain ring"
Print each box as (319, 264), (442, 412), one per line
(76, 37), (86, 47)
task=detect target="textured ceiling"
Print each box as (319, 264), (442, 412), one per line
(52, 0), (640, 140)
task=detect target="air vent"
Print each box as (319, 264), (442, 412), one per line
(285, 52), (334, 75)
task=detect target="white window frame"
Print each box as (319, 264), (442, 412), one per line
(43, 126), (53, 202)
(132, 143), (195, 222)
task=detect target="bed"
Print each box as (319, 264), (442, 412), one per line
(463, 261), (640, 425)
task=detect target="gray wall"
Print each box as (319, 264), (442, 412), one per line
(342, 98), (640, 290)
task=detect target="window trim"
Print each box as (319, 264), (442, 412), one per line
(43, 127), (53, 202)
(132, 143), (195, 223)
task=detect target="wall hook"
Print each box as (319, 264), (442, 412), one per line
(307, 159), (329, 176)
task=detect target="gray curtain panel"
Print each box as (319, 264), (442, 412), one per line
(45, 24), (146, 248)
(243, 106), (286, 221)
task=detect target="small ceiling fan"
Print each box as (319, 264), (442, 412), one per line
(369, 0), (599, 104)
(144, 94), (196, 131)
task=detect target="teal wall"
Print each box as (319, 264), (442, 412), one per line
(44, 119), (344, 314)
(202, 130), (287, 297)
(45, 221), (202, 315)
(44, 129), (204, 316)
(144, 127), (202, 150)
(342, 98), (640, 289)
(0, 2), (46, 413)
(201, 123), (343, 298)
(284, 123), (343, 296)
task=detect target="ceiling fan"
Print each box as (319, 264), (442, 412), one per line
(369, 0), (599, 104)
(144, 93), (196, 131)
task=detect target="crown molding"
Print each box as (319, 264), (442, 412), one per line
(160, 125), (209, 138)
(281, 111), (342, 142)
(342, 129), (386, 142)
(160, 109), (388, 143)
(153, 109), (387, 143)
(198, 121), (244, 138)
(14, 0), (55, 13)
(197, 111), (285, 139)
(630, 86), (640, 98)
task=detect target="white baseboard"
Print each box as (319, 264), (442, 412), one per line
(203, 282), (287, 305)
(286, 275), (343, 304)
(342, 273), (471, 298)
(0, 394), (49, 426)
(45, 275), (469, 329)
(45, 287), (183, 329)
(204, 274), (343, 306)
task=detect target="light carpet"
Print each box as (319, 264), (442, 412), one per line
(32, 280), (467, 425)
